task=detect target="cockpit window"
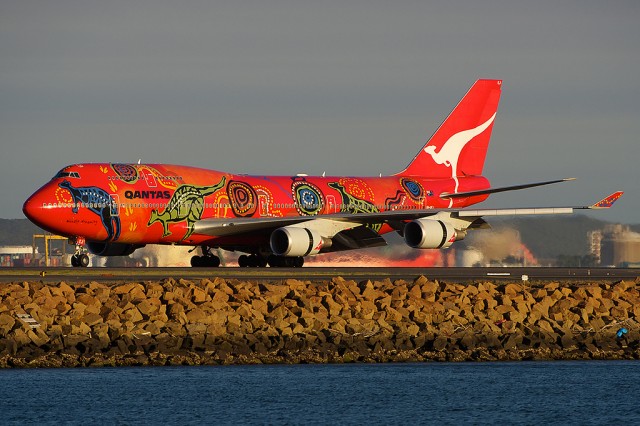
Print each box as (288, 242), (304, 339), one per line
(54, 171), (81, 179)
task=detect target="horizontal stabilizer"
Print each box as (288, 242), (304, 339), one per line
(441, 178), (575, 199)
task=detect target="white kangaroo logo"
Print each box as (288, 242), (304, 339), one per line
(424, 113), (496, 206)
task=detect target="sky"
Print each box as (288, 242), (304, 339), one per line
(2, 0), (639, 223)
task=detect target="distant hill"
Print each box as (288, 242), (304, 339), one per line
(0, 219), (47, 247)
(0, 216), (632, 262)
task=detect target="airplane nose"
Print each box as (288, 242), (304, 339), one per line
(23, 187), (51, 226)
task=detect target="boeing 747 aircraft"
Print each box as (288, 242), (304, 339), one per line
(23, 80), (623, 267)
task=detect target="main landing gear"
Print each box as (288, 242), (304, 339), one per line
(190, 246), (221, 267)
(237, 254), (304, 268)
(70, 236), (90, 267)
(267, 255), (304, 268)
(237, 254), (268, 268)
(189, 247), (305, 268)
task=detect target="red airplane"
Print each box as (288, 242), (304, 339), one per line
(23, 80), (623, 267)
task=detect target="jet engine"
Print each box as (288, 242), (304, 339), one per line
(87, 242), (144, 256)
(270, 226), (326, 257)
(404, 219), (457, 249)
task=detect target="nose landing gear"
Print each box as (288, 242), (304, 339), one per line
(70, 237), (90, 267)
(71, 253), (90, 267)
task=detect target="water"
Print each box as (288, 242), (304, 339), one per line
(2, 361), (639, 425)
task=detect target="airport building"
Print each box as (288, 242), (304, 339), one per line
(0, 234), (70, 267)
(0, 246), (37, 267)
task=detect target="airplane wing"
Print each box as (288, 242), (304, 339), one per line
(193, 191), (623, 240)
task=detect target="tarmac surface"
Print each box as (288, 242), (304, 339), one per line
(0, 267), (638, 283)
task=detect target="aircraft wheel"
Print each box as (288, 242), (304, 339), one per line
(268, 256), (304, 267)
(247, 254), (265, 267)
(286, 257), (302, 267)
(71, 255), (79, 267)
(238, 255), (249, 267)
(267, 255), (283, 267)
(192, 255), (220, 267)
(79, 254), (90, 267)
(265, 255), (304, 267)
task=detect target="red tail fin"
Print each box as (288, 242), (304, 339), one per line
(397, 79), (502, 177)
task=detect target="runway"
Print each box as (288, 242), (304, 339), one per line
(0, 267), (637, 283)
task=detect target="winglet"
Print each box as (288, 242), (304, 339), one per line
(590, 191), (624, 209)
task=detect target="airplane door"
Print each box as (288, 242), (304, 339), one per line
(326, 195), (338, 213)
(110, 194), (120, 216)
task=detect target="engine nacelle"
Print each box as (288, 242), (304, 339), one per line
(270, 227), (325, 257)
(87, 242), (144, 256)
(404, 219), (457, 249)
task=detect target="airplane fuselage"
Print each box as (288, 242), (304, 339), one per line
(25, 163), (490, 247)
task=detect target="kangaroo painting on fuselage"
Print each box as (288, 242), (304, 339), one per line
(58, 180), (121, 242)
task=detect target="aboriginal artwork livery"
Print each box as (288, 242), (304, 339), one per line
(292, 179), (325, 216)
(227, 180), (258, 217)
(58, 180), (121, 241)
(384, 190), (406, 209)
(400, 178), (425, 203)
(148, 177), (227, 239)
(111, 164), (139, 183)
(328, 181), (382, 232)
(110, 163), (182, 190)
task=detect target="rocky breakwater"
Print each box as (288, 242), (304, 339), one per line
(1, 276), (639, 367)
